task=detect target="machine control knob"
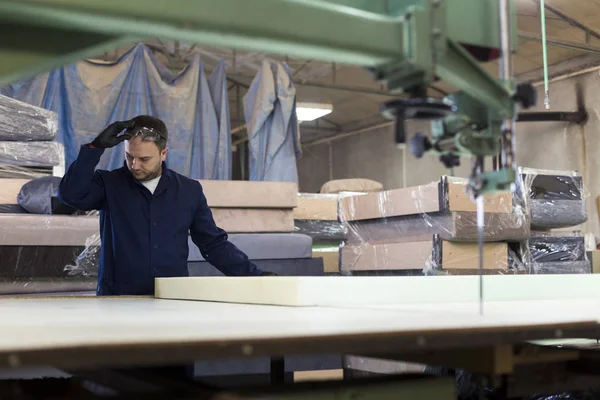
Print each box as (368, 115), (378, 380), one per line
(409, 132), (432, 158)
(514, 83), (537, 109)
(440, 153), (461, 169)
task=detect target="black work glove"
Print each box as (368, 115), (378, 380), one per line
(91, 119), (136, 149)
(261, 271), (278, 276)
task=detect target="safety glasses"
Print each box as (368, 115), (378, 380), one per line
(127, 126), (167, 142)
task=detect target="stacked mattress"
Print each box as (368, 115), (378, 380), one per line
(187, 233), (323, 276)
(293, 193), (346, 241)
(293, 193), (346, 275)
(520, 167), (586, 229)
(341, 235), (519, 276)
(339, 176), (530, 276)
(0, 95), (64, 177)
(516, 168), (590, 274)
(520, 232), (591, 274)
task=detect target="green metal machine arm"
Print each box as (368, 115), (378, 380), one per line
(1, 0), (510, 107)
(0, 0), (531, 193)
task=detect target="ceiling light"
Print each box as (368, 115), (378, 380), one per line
(296, 102), (333, 122)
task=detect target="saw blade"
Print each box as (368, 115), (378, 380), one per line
(477, 194), (484, 315)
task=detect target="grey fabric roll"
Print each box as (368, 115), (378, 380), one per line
(17, 176), (61, 214)
(187, 233), (312, 261)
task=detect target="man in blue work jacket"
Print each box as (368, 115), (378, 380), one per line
(58, 115), (273, 296)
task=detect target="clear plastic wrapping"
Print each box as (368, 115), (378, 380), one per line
(518, 231), (591, 275)
(293, 192), (366, 241)
(340, 175), (530, 245)
(0, 213), (99, 295)
(519, 167), (587, 229)
(337, 175), (530, 276)
(339, 234), (528, 276)
(0, 95), (58, 141)
(0, 141), (65, 168)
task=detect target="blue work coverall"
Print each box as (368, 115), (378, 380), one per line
(58, 144), (263, 295)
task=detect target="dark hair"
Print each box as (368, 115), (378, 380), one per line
(131, 115), (168, 150)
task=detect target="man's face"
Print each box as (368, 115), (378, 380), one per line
(124, 136), (167, 182)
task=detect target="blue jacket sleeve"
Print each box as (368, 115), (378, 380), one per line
(189, 182), (263, 276)
(57, 144), (107, 211)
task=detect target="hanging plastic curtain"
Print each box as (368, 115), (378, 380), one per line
(244, 60), (301, 183)
(0, 44), (232, 180)
(208, 59), (233, 180)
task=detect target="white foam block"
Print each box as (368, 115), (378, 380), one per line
(154, 274), (600, 307)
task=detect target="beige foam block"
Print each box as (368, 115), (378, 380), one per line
(199, 180), (298, 208)
(441, 242), (508, 271)
(294, 195), (338, 221)
(341, 241), (509, 272)
(313, 249), (340, 273)
(0, 214), (99, 246)
(446, 179), (512, 214)
(0, 179), (30, 204)
(212, 209), (294, 233)
(339, 184), (439, 222)
(340, 177), (512, 222)
(154, 274), (600, 307)
(341, 242), (433, 271)
(293, 369), (343, 382)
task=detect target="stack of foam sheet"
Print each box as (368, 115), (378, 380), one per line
(338, 176), (530, 276)
(200, 180), (297, 233)
(292, 193), (346, 275)
(340, 235), (523, 276)
(293, 193), (346, 241)
(187, 233), (323, 276)
(0, 95), (64, 177)
(0, 179), (324, 292)
(519, 167), (587, 230)
(516, 168), (590, 275)
(340, 176), (530, 244)
(0, 213), (99, 294)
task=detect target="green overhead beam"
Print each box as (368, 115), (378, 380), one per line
(0, 0), (405, 66)
(0, 0), (514, 120)
(0, 22), (133, 86)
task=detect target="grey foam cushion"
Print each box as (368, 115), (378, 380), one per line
(188, 258), (324, 276)
(17, 176), (61, 214)
(187, 233), (312, 261)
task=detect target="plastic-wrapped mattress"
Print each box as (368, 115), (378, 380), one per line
(0, 141), (64, 168)
(523, 231), (591, 274)
(520, 167), (587, 229)
(0, 95), (58, 141)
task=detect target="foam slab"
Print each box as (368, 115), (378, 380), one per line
(200, 180), (297, 208)
(0, 179), (30, 205)
(154, 274), (600, 307)
(187, 233), (312, 261)
(340, 177), (512, 222)
(0, 214), (99, 246)
(211, 209), (294, 233)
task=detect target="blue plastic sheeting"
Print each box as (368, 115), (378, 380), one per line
(244, 60), (301, 183)
(0, 44), (231, 180)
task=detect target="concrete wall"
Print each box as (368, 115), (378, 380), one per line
(297, 69), (600, 237)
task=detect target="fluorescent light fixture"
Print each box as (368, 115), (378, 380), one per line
(296, 102), (333, 122)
